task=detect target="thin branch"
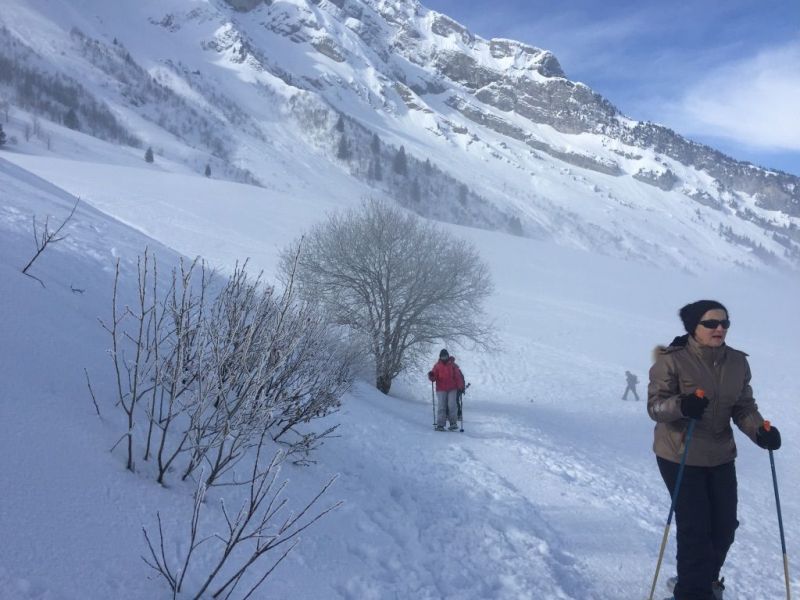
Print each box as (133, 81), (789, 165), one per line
(22, 271), (45, 288)
(141, 513), (177, 591)
(109, 432), (129, 454)
(21, 197), (80, 279)
(83, 368), (102, 419)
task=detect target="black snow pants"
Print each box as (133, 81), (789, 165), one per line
(657, 457), (738, 600)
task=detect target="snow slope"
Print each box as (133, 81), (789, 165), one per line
(1, 143), (799, 600)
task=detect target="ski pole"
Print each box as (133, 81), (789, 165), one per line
(764, 420), (791, 600)
(648, 389), (704, 600)
(458, 382), (470, 433)
(431, 381), (436, 429)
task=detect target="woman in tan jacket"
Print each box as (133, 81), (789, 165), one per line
(648, 299), (782, 600)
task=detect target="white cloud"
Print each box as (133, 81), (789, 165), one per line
(669, 39), (800, 151)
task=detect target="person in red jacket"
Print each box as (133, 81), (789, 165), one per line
(428, 349), (465, 431)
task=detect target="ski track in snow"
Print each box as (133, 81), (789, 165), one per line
(321, 388), (588, 600)
(313, 379), (668, 600)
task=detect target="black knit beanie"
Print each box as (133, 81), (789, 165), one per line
(679, 300), (728, 335)
(439, 348), (449, 359)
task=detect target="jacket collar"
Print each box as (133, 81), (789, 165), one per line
(687, 333), (727, 365)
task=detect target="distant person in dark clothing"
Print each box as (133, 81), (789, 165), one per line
(622, 370), (640, 400)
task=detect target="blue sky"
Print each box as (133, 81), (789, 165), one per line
(424, 0), (800, 176)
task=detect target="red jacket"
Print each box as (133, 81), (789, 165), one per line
(428, 357), (465, 392)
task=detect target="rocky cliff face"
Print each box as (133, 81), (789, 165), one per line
(249, 0), (799, 220)
(618, 122), (799, 216)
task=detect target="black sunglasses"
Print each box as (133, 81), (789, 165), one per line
(699, 319), (730, 330)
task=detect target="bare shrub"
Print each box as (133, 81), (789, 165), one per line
(98, 251), (354, 483)
(143, 436), (341, 599)
(100, 251), (206, 476)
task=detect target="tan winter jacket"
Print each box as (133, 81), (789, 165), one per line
(648, 335), (764, 467)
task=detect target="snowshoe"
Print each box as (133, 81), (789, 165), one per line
(712, 578), (724, 599)
(666, 577), (677, 593)
(435, 425), (445, 431)
(663, 576), (723, 599)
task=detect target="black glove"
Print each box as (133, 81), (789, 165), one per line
(680, 392), (709, 419)
(756, 424), (781, 450)
(427, 371), (435, 382)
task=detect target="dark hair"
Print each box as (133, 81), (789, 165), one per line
(439, 348), (449, 359)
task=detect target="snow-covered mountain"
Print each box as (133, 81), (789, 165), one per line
(1, 0), (799, 272)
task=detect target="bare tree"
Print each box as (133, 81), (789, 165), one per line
(281, 199), (494, 394)
(21, 198), (79, 287)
